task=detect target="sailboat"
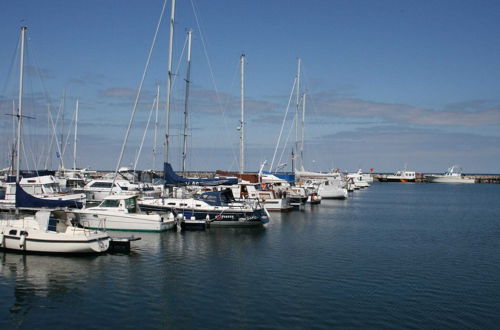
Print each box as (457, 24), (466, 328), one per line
(0, 27), (110, 254)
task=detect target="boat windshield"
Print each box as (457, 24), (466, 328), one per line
(100, 199), (120, 208)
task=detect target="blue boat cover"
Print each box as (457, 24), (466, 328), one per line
(262, 171), (296, 183)
(163, 162), (238, 186)
(15, 183), (83, 209)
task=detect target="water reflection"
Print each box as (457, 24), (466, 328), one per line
(0, 252), (105, 323)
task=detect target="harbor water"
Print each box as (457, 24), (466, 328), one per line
(1, 183), (499, 329)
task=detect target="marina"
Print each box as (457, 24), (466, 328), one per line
(1, 1), (500, 328)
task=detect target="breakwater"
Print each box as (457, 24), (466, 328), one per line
(374, 173), (500, 183)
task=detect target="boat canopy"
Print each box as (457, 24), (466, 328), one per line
(15, 183), (84, 209)
(195, 188), (236, 206)
(163, 162), (238, 186)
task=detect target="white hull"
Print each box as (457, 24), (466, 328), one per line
(318, 186), (348, 199)
(0, 218), (110, 254)
(425, 176), (475, 184)
(77, 212), (175, 232)
(262, 199), (292, 212)
(0, 234), (109, 253)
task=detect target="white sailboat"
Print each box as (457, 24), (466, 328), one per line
(0, 27), (110, 254)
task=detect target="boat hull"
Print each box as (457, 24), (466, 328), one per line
(140, 203), (269, 226)
(0, 230), (109, 254)
(425, 176), (475, 184)
(76, 212), (175, 232)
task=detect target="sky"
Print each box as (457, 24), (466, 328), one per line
(1, 0), (500, 174)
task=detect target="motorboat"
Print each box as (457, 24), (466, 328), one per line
(347, 170), (370, 188)
(425, 165), (475, 184)
(0, 209), (110, 254)
(139, 188), (270, 227)
(75, 195), (175, 232)
(384, 170), (416, 183)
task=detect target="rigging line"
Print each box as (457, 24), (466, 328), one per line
(270, 77), (297, 171)
(47, 104), (65, 170)
(190, 0), (238, 169)
(23, 44), (43, 171)
(301, 64), (325, 167)
(276, 112), (297, 172)
(0, 32), (21, 108)
(28, 33), (53, 109)
(111, 0), (166, 191)
(172, 32), (188, 92)
(61, 106), (77, 157)
(133, 95), (157, 172)
(45, 96), (64, 168)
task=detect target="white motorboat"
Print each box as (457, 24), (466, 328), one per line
(425, 165), (475, 184)
(75, 195), (175, 232)
(384, 170), (416, 183)
(0, 209), (110, 254)
(347, 170), (370, 188)
(302, 178), (348, 199)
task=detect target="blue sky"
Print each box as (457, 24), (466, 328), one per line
(1, 0), (500, 173)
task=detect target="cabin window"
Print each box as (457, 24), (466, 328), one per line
(180, 203), (188, 207)
(90, 182), (113, 188)
(20, 231), (28, 236)
(100, 199), (121, 208)
(48, 218), (58, 232)
(124, 198), (137, 213)
(167, 202), (176, 206)
(9, 230), (17, 235)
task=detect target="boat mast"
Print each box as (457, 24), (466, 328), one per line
(153, 84), (160, 171)
(294, 58), (301, 172)
(300, 92), (306, 171)
(16, 26), (26, 185)
(182, 29), (192, 175)
(15, 26), (27, 214)
(73, 99), (79, 170)
(164, 0), (176, 164)
(239, 54), (245, 174)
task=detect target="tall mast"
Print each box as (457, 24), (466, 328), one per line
(239, 54), (245, 174)
(164, 0), (176, 164)
(300, 92), (306, 171)
(16, 26), (27, 184)
(294, 58), (301, 172)
(182, 29), (192, 175)
(60, 89), (66, 170)
(73, 99), (79, 170)
(153, 84), (160, 171)
(11, 100), (16, 175)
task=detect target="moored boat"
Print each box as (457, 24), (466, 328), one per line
(75, 194), (175, 232)
(425, 165), (475, 184)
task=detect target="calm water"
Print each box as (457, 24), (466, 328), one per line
(1, 183), (499, 329)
